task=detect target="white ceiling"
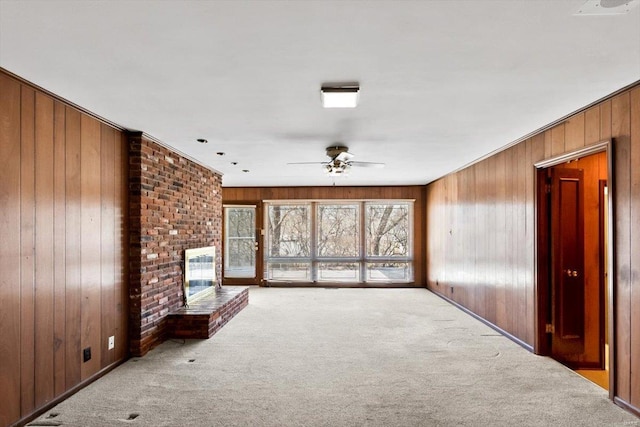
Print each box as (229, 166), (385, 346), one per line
(1, 0), (639, 187)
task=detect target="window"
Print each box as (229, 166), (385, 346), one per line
(317, 204), (359, 257)
(266, 204), (311, 281)
(264, 200), (413, 283)
(365, 203), (412, 282)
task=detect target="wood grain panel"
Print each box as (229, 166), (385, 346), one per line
(0, 71), (23, 426)
(600, 100), (612, 140)
(612, 92), (631, 401)
(485, 155), (497, 324)
(1, 69), (129, 427)
(629, 86), (640, 407)
(584, 106), (600, 145)
(463, 168), (475, 310)
(565, 114), (585, 151)
(53, 101), (67, 396)
(101, 124), (116, 367)
(80, 114), (102, 380)
(495, 151), (507, 327)
(20, 84), (36, 416)
(34, 92), (55, 407)
(544, 130), (552, 158)
(475, 159), (488, 321)
(425, 82), (640, 373)
(528, 136), (545, 345)
(516, 141), (527, 340)
(504, 149), (515, 334)
(551, 124), (566, 156)
(65, 107), (82, 389)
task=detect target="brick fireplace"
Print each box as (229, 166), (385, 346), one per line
(128, 133), (223, 357)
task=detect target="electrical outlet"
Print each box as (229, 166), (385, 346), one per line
(83, 347), (91, 363)
(108, 336), (115, 350)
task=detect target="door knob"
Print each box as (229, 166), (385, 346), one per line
(565, 269), (579, 277)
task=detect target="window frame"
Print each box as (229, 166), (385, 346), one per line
(264, 199), (414, 284)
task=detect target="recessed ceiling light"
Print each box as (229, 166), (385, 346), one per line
(197, 138), (208, 144)
(216, 152), (225, 156)
(231, 161), (238, 165)
(321, 86), (359, 108)
(242, 169), (249, 173)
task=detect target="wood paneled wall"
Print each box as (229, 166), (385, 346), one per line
(425, 83), (640, 413)
(223, 186), (426, 285)
(0, 70), (128, 426)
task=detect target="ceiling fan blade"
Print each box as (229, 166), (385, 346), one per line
(335, 151), (354, 162)
(349, 161), (385, 168)
(287, 161), (328, 165)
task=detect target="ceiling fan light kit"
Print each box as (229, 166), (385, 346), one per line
(288, 145), (384, 177)
(320, 86), (359, 108)
(575, 0), (639, 15)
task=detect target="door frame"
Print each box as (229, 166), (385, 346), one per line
(533, 139), (615, 399)
(222, 201), (264, 286)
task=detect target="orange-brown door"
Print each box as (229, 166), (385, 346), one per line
(549, 168), (587, 366)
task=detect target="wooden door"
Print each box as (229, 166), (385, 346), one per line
(223, 203), (263, 285)
(549, 168), (587, 365)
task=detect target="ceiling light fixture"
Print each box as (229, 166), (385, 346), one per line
(575, 0), (639, 15)
(197, 138), (208, 144)
(325, 160), (350, 176)
(321, 86), (359, 108)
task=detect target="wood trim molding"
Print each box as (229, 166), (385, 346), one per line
(430, 290), (535, 353)
(9, 360), (126, 427)
(613, 397), (640, 418)
(263, 281), (424, 288)
(534, 140), (612, 169)
(446, 80), (640, 181)
(0, 67), (126, 132)
(606, 140), (616, 401)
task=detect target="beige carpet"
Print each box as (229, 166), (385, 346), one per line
(29, 288), (639, 427)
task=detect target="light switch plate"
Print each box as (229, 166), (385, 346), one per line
(108, 336), (115, 350)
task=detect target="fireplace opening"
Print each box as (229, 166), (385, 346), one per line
(184, 246), (217, 303)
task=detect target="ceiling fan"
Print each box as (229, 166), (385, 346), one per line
(288, 146), (385, 176)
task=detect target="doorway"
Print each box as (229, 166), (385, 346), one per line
(223, 203), (263, 285)
(535, 142), (613, 394)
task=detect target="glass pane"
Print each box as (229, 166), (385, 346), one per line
(317, 263), (360, 282)
(224, 207), (256, 278)
(267, 204), (310, 257)
(225, 239), (255, 278)
(227, 207), (255, 238)
(366, 262), (411, 282)
(366, 204), (410, 257)
(317, 204), (359, 257)
(267, 262), (311, 281)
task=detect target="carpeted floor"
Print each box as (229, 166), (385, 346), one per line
(29, 288), (639, 427)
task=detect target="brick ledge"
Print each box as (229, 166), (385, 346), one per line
(166, 287), (249, 339)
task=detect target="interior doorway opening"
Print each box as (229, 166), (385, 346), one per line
(535, 141), (614, 395)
